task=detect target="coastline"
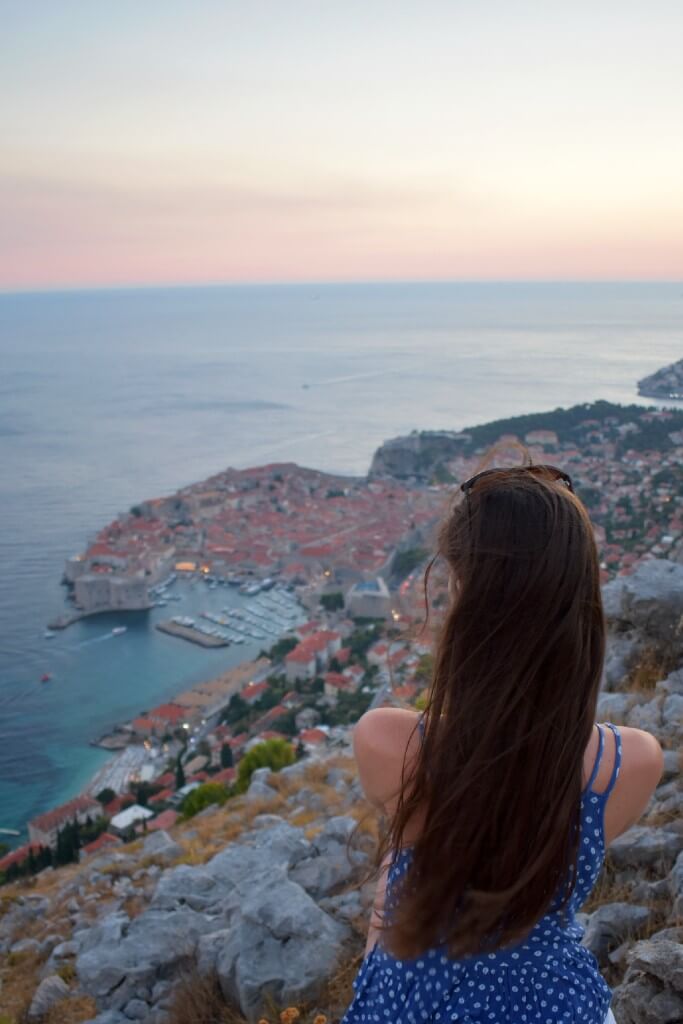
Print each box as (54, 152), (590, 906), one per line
(75, 652), (273, 801)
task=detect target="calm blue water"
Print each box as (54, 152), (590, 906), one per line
(1, 281), (682, 838)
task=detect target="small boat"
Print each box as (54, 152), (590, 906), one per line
(111, 626), (127, 636)
(44, 630), (56, 639)
(40, 673), (51, 682)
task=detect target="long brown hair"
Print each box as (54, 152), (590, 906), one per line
(366, 464), (605, 959)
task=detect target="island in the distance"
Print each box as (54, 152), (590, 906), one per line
(638, 357), (683, 400)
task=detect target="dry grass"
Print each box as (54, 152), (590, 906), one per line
(582, 867), (633, 913)
(166, 970), (245, 1024)
(643, 802), (683, 828)
(0, 948), (41, 1023)
(44, 996), (99, 1024)
(625, 644), (677, 693)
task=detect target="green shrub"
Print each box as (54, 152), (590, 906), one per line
(180, 782), (230, 818)
(235, 738), (295, 794)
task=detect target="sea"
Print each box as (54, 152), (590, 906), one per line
(1, 281), (682, 840)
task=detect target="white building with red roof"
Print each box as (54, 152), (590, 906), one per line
(298, 727), (329, 751)
(284, 643), (318, 683)
(28, 795), (101, 849)
(323, 672), (357, 703)
(239, 680), (270, 705)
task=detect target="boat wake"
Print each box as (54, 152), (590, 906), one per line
(76, 632), (118, 648)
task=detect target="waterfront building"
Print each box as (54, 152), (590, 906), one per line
(28, 795), (101, 849)
(346, 576), (392, 620)
(74, 573), (152, 613)
(63, 554), (87, 584)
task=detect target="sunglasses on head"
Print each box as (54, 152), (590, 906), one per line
(460, 464), (574, 495)
(459, 465), (574, 537)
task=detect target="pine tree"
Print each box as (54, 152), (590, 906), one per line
(175, 755), (186, 790)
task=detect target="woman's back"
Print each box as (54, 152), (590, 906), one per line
(343, 717), (660, 1024)
(343, 466), (663, 1023)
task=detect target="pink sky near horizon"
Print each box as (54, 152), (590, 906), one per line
(2, 2), (683, 290)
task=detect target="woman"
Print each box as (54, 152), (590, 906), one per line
(342, 464), (663, 1024)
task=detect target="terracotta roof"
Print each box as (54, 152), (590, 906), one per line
(152, 772), (175, 788)
(103, 794), (136, 817)
(0, 842), (45, 872)
(299, 727), (328, 744)
(30, 794), (100, 835)
(148, 703), (187, 724)
(81, 832), (121, 856)
(147, 809), (180, 832)
(149, 788), (174, 805)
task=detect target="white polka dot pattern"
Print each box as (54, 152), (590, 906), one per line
(341, 722), (622, 1024)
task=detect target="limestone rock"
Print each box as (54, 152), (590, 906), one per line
(122, 998), (148, 1020)
(289, 844), (366, 899)
(612, 937), (683, 1023)
(662, 749), (680, 782)
(10, 936), (41, 956)
(76, 907), (205, 1009)
(626, 694), (663, 732)
(602, 630), (642, 690)
(581, 902), (654, 964)
(142, 830), (182, 864)
(662, 694), (683, 738)
(608, 825), (683, 870)
(29, 975), (70, 1019)
(200, 875), (350, 1023)
(245, 779), (278, 802)
(597, 691), (636, 723)
(602, 559), (683, 653)
(659, 669), (683, 696)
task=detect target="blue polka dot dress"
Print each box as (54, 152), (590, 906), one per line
(343, 721), (622, 1024)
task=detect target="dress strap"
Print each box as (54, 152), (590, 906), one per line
(600, 722), (622, 799)
(582, 722), (605, 794)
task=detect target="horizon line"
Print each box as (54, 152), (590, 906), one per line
(2, 276), (683, 298)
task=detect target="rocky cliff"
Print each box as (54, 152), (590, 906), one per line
(2, 562), (683, 1024)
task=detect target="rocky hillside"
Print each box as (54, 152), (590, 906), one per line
(2, 561), (683, 1024)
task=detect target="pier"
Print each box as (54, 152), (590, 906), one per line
(155, 619), (229, 647)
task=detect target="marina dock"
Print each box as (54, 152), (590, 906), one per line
(155, 619), (229, 647)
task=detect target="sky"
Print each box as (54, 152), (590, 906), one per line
(2, 1), (683, 289)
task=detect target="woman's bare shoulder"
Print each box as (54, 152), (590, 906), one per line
(352, 708), (423, 813)
(596, 723), (664, 844)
